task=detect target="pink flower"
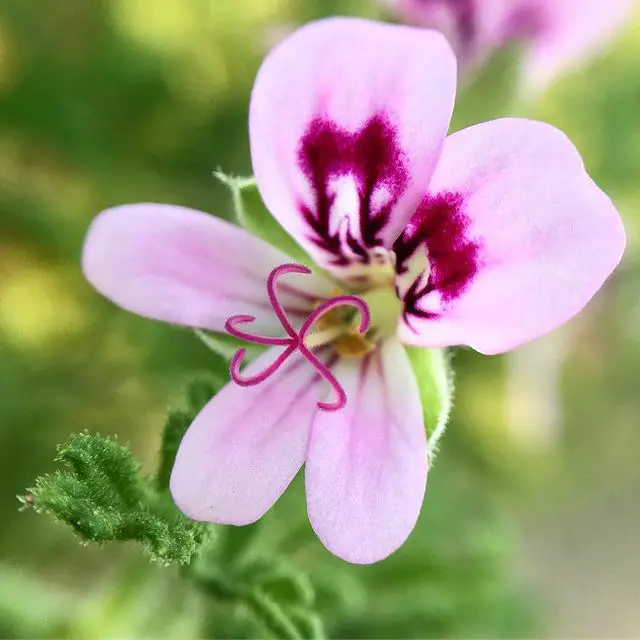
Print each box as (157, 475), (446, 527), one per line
(385, 0), (636, 92)
(82, 18), (625, 563)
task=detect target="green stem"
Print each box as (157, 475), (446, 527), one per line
(190, 571), (302, 639)
(243, 590), (303, 640)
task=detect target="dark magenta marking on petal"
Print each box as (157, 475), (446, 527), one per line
(297, 114), (408, 265)
(394, 192), (481, 322)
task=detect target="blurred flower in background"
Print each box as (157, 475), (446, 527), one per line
(382, 0), (637, 93)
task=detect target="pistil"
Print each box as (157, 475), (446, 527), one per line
(224, 263), (370, 411)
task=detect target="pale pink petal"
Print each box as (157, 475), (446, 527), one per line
(520, 0), (635, 93)
(171, 347), (331, 525)
(250, 18), (456, 273)
(305, 340), (427, 564)
(398, 119), (625, 355)
(82, 204), (334, 334)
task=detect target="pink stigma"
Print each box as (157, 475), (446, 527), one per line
(224, 263), (370, 411)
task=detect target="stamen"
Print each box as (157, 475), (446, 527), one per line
(303, 326), (343, 349)
(298, 295), (370, 411)
(224, 263), (370, 411)
(298, 295), (370, 341)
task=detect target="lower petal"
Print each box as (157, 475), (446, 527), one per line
(170, 347), (328, 525)
(305, 340), (427, 564)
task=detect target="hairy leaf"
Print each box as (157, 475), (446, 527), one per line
(406, 346), (454, 458)
(157, 376), (224, 491)
(215, 171), (310, 264)
(24, 433), (211, 565)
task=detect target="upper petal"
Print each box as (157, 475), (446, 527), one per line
(250, 18), (457, 274)
(82, 204), (334, 334)
(398, 118), (625, 355)
(170, 346), (329, 525)
(305, 339), (427, 564)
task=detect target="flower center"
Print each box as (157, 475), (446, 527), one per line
(361, 286), (404, 341)
(224, 263), (373, 411)
(305, 292), (376, 358)
(224, 262), (405, 410)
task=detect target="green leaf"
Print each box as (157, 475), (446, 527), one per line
(156, 375), (224, 491)
(214, 521), (264, 567)
(241, 559), (315, 609)
(192, 553), (322, 639)
(406, 347), (454, 458)
(191, 566), (305, 640)
(186, 376), (223, 414)
(24, 433), (211, 565)
(245, 589), (304, 640)
(240, 559), (325, 639)
(285, 607), (326, 640)
(215, 171), (310, 264)
(156, 410), (191, 492)
(309, 566), (367, 619)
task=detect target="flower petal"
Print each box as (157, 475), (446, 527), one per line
(82, 204), (334, 334)
(250, 18), (456, 273)
(520, 0), (635, 93)
(305, 340), (427, 564)
(171, 346), (330, 525)
(386, 0), (460, 33)
(398, 118), (625, 355)
(390, 0), (504, 64)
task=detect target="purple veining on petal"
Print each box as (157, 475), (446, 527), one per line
(225, 263), (370, 411)
(226, 347), (339, 447)
(297, 114), (408, 266)
(394, 192), (481, 323)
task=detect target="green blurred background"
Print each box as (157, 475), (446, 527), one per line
(1, 0), (639, 637)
